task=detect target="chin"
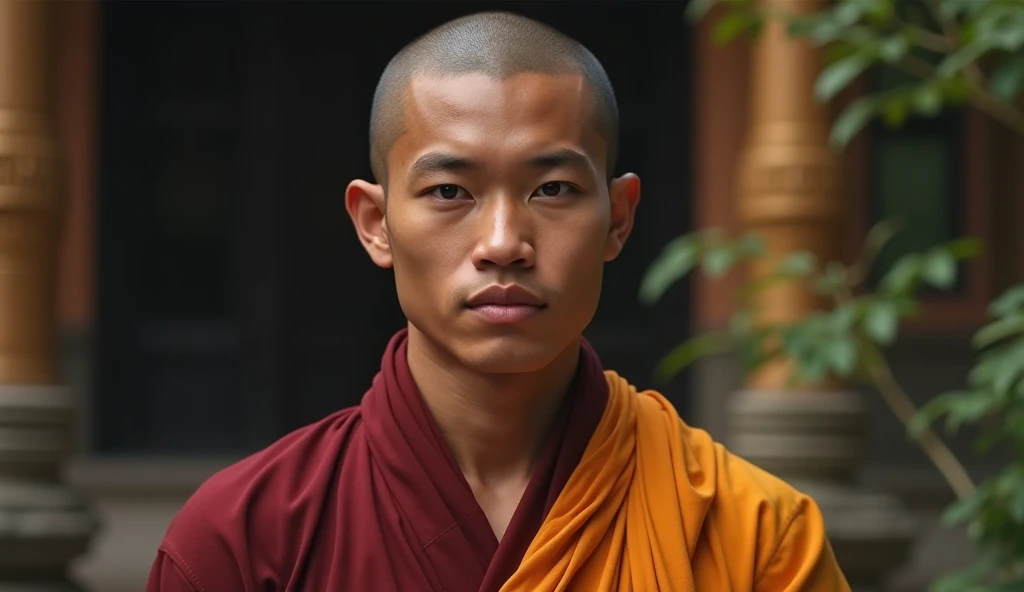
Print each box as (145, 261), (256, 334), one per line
(452, 336), (561, 374)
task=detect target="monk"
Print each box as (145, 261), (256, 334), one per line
(147, 11), (851, 592)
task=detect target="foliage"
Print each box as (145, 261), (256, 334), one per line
(912, 285), (1024, 591)
(687, 0), (1024, 147)
(639, 222), (1024, 589)
(639, 221), (975, 389)
(662, 1), (1024, 588)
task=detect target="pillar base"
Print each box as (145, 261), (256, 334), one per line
(0, 583), (85, 592)
(0, 386), (99, 591)
(728, 389), (918, 589)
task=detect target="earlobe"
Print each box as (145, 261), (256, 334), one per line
(604, 173), (641, 262)
(345, 179), (393, 269)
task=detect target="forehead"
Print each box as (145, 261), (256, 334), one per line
(389, 72), (607, 175)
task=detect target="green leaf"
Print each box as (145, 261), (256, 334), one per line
(982, 5), (1024, 51)
(881, 254), (925, 295)
(990, 285), (1024, 318)
(865, 300), (899, 345)
(944, 237), (983, 260)
(785, 14), (816, 38)
(923, 250), (958, 290)
(938, 77), (973, 106)
(942, 491), (987, 527)
(815, 51), (873, 102)
(936, 0), (991, 20)
(990, 57), (1024, 103)
(653, 332), (732, 383)
(833, 302), (860, 332)
(830, 97), (878, 148)
(713, 10), (760, 45)
(826, 337), (858, 377)
(908, 392), (955, 439)
(991, 342), (1024, 395)
(831, 1), (865, 27)
(878, 35), (909, 64)
(735, 233), (766, 258)
(972, 315), (1024, 350)
(973, 427), (1005, 455)
(945, 392), (999, 433)
(1009, 479), (1024, 523)
(807, 19), (842, 45)
(777, 251), (817, 277)
(938, 39), (995, 78)
(912, 85), (943, 117)
(639, 235), (701, 305)
(702, 246), (738, 278)
(881, 94), (911, 128)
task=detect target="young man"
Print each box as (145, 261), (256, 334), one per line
(147, 11), (850, 592)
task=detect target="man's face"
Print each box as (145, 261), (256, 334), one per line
(349, 72), (639, 373)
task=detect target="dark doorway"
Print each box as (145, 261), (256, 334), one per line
(95, 1), (693, 455)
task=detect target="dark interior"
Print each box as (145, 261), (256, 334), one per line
(96, 0), (693, 454)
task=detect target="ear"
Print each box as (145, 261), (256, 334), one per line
(604, 172), (641, 262)
(345, 179), (392, 268)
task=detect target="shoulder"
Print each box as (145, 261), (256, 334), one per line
(677, 420), (840, 587)
(682, 420), (811, 518)
(155, 406), (363, 590)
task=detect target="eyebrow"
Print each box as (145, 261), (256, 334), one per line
(407, 147), (594, 178)
(526, 147), (593, 171)
(409, 152), (477, 176)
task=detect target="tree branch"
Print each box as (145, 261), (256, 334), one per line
(859, 343), (978, 500)
(846, 220), (903, 288)
(919, 0), (1024, 136)
(833, 285), (977, 500)
(969, 86), (1024, 137)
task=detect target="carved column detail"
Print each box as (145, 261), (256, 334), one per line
(727, 1), (917, 589)
(0, 1), (99, 590)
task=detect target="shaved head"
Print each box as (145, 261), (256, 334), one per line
(369, 11), (619, 186)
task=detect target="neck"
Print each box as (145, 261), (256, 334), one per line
(405, 326), (580, 486)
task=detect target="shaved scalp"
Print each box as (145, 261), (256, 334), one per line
(369, 11), (619, 187)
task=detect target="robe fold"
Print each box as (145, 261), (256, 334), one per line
(147, 329), (607, 592)
(501, 371), (850, 592)
(148, 329), (850, 592)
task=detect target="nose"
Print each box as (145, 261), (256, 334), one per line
(471, 197), (536, 270)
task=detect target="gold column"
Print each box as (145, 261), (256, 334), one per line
(738, 0), (843, 390)
(726, 0), (917, 587)
(0, 0), (98, 589)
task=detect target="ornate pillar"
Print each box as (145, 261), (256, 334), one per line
(0, 0), (99, 589)
(726, 0), (917, 589)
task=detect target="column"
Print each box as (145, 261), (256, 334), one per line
(0, 0), (99, 589)
(726, 0), (917, 589)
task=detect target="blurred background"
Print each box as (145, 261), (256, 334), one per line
(2, 0), (1023, 591)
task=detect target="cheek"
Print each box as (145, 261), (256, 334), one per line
(544, 214), (608, 292)
(390, 213), (468, 301)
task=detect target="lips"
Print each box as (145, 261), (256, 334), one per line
(465, 285), (546, 324)
(465, 284), (545, 308)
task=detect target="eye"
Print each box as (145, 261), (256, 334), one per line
(431, 184), (467, 201)
(533, 181), (574, 198)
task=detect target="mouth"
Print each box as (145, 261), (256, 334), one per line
(465, 284), (547, 324)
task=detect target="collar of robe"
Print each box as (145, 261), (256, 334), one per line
(360, 328), (609, 592)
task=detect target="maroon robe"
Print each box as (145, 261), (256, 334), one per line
(146, 329), (608, 592)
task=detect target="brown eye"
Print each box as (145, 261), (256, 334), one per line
(437, 185), (460, 200)
(540, 182), (564, 197)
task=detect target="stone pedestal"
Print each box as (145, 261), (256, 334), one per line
(729, 389), (917, 589)
(0, 387), (98, 592)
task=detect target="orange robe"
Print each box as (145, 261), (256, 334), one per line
(502, 371), (850, 592)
